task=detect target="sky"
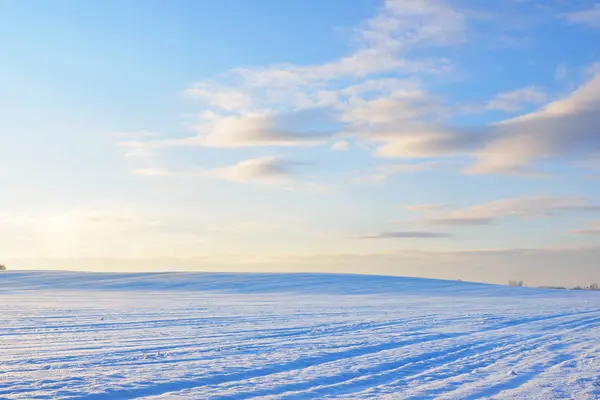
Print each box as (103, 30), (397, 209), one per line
(1, 0), (600, 286)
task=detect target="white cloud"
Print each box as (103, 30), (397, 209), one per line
(381, 161), (450, 180)
(340, 90), (440, 127)
(573, 221), (600, 235)
(374, 127), (486, 159)
(361, 69), (600, 175)
(359, 231), (452, 239)
(331, 141), (350, 151)
(485, 86), (547, 112)
(123, 147), (155, 159)
(468, 72), (600, 174)
(123, 110), (336, 149)
(406, 204), (449, 212)
(112, 131), (156, 139)
(356, 160), (449, 183)
(563, 4), (600, 29)
(192, 112), (326, 148)
(124, 0), (465, 152)
(134, 156), (307, 186)
(183, 86), (253, 111)
(116, 1), (600, 178)
(227, 0), (464, 91)
(210, 156), (301, 184)
(382, 161), (448, 173)
(0, 210), (153, 231)
(425, 196), (600, 226)
(211, 220), (282, 235)
(134, 168), (186, 177)
(555, 64), (568, 80)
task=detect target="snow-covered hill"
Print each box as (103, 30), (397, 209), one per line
(1, 271), (599, 399)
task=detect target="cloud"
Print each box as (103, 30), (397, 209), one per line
(226, 0), (464, 88)
(365, 70), (600, 175)
(425, 196), (600, 226)
(359, 231), (452, 239)
(211, 220), (282, 235)
(0, 209), (160, 235)
(374, 126), (488, 159)
(379, 160), (452, 181)
(133, 168), (176, 177)
(183, 87), (253, 111)
(331, 141), (350, 151)
(573, 222), (600, 235)
(467, 72), (600, 174)
(406, 204), (449, 212)
(134, 156), (308, 186)
(563, 4), (600, 29)
(357, 160), (450, 183)
(122, 110), (337, 149)
(85, 211), (136, 225)
(340, 89), (441, 127)
(211, 156), (304, 184)
(485, 86), (546, 112)
(123, 147), (155, 159)
(382, 161), (449, 173)
(555, 64), (568, 80)
(122, 0), (465, 153)
(112, 131), (156, 139)
(117, 1), (600, 177)
(429, 217), (495, 226)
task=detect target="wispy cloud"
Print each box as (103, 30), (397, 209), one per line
(468, 72), (600, 174)
(116, 1), (600, 180)
(424, 196), (600, 226)
(485, 86), (546, 112)
(406, 204), (449, 212)
(112, 131), (157, 139)
(0, 209), (162, 234)
(121, 0), (465, 153)
(359, 231), (452, 239)
(123, 147), (155, 160)
(373, 127), (487, 159)
(331, 141), (350, 151)
(366, 69), (600, 175)
(357, 160), (450, 183)
(134, 156), (307, 186)
(573, 221), (600, 235)
(563, 4), (600, 29)
(211, 156), (305, 184)
(122, 110), (337, 149)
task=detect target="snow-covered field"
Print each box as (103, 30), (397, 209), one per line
(1, 271), (600, 399)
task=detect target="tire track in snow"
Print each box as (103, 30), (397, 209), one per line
(2, 283), (599, 400)
(438, 319), (600, 399)
(79, 310), (593, 400)
(206, 313), (600, 399)
(64, 310), (584, 399)
(0, 318), (426, 373)
(363, 313), (600, 399)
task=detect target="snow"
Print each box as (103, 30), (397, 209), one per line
(1, 271), (600, 399)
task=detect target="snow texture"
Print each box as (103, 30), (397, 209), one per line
(1, 271), (600, 399)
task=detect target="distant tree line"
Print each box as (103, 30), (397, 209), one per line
(572, 283), (599, 291)
(508, 278), (600, 291)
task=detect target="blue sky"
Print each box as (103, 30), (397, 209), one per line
(2, 0), (600, 286)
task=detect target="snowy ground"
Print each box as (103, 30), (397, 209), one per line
(1, 271), (600, 399)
